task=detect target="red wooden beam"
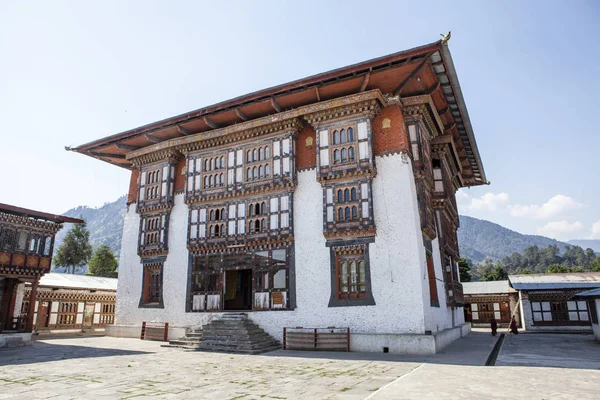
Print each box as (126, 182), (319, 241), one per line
(392, 54), (432, 96)
(270, 98), (281, 113)
(359, 73), (370, 92)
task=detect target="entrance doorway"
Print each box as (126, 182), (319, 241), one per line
(224, 269), (252, 311)
(84, 304), (95, 328)
(37, 302), (50, 329)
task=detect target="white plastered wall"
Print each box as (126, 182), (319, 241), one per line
(252, 154), (427, 339)
(115, 153), (463, 345)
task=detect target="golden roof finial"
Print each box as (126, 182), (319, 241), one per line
(440, 31), (451, 45)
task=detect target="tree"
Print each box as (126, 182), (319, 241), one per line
(53, 219), (93, 274)
(546, 264), (571, 274)
(481, 265), (508, 281)
(590, 258), (600, 272)
(87, 245), (118, 277)
(458, 258), (472, 282)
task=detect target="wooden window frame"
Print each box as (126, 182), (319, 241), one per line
(139, 260), (164, 308)
(327, 240), (375, 307)
(138, 212), (170, 255)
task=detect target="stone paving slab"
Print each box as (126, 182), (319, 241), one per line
(496, 333), (600, 369)
(0, 337), (418, 399)
(1, 333), (598, 399)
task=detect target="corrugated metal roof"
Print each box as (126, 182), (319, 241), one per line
(575, 288), (600, 298)
(509, 273), (600, 290)
(30, 273), (117, 291)
(463, 280), (512, 295)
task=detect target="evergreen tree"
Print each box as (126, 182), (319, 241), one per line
(458, 258), (472, 282)
(481, 265), (508, 281)
(546, 264), (571, 274)
(53, 219), (93, 274)
(87, 245), (118, 277)
(590, 258), (600, 272)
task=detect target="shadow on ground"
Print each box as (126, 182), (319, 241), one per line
(261, 330), (499, 366)
(0, 341), (151, 366)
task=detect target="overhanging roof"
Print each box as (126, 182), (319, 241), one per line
(509, 273), (600, 291)
(68, 38), (486, 186)
(463, 280), (513, 295)
(0, 203), (84, 224)
(25, 272), (117, 291)
(575, 288), (600, 298)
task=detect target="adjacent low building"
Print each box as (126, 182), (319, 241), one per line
(574, 288), (600, 341)
(462, 280), (519, 327)
(21, 273), (117, 332)
(0, 203), (83, 347)
(510, 273), (600, 332)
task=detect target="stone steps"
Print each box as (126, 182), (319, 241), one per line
(163, 313), (280, 354)
(162, 328), (203, 349)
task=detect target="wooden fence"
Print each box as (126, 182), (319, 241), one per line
(140, 322), (169, 341)
(283, 327), (350, 351)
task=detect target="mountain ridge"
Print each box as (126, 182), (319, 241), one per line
(53, 196), (599, 267)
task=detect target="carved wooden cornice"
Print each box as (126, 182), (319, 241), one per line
(401, 95), (444, 136)
(186, 183), (295, 206)
(189, 236), (294, 255)
(0, 265), (46, 278)
(178, 119), (304, 154)
(331, 243), (366, 255)
(324, 228), (376, 240)
(130, 148), (182, 168)
(25, 288), (116, 302)
(125, 91), (385, 164)
(304, 99), (381, 128)
(317, 167), (376, 184)
(139, 249), (169, 258)
(0, 214), (62, 234)
(137, 203), (173, 215)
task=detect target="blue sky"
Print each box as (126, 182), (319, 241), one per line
(1, 1), (598, 241)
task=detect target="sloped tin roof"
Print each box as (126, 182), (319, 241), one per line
(509, 273), (600, 290)
(463, 280), (512, 295)
(32, 273), (117, 291)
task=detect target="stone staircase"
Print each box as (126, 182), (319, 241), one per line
(164, 328), (204, 349)
(194, 313), (281, 355)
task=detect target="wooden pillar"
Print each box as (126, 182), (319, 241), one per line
(26, 278), (40, 333)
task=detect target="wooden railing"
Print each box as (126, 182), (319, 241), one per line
(0, 316), (28, 332)
(140, 322), (169, 341)
(283, 327), (350, 352)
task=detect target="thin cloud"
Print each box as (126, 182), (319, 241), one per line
(509, 195), (583, 220)
(536, 220), (584, 241)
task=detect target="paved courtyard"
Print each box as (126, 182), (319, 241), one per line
(0, 332), (598, 399)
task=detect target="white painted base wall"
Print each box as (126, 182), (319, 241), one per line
(594, 299), (600, 342)
(114, 153), (463, 353)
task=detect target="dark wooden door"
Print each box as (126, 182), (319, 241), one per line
(38, 302), (50, 328)
(500, 302), (510, 323)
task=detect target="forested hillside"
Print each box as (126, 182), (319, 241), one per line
(54, 196), (127, 258)
(457, 215), (570, 263)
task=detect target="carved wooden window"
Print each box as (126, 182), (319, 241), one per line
(245, 142), (274, 182)
(426, 251), (440, 307)
(141, 262), (163, 306)
(330, 126), (357, 166)
(139, 164), (175, 208)
(269, 195), (290, 231)
(207, 207), (226, 237)
(139, 213), (169, 254)
(271, 138), (291, 177)
(325, 182), (371, 225)
(334, 250), (367, 300)
(0, 226), (16, 251)
(247, 201), (266, 233)
(433, 159), (444, 193)
(408, 123), (421, 161)
(58, 302), (77, 325)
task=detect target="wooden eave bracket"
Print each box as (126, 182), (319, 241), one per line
(203, 116), (219, 129)
(145, 134), (162, 143)
(270, 98), (281, 113)
(177, 125), (192, 136)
